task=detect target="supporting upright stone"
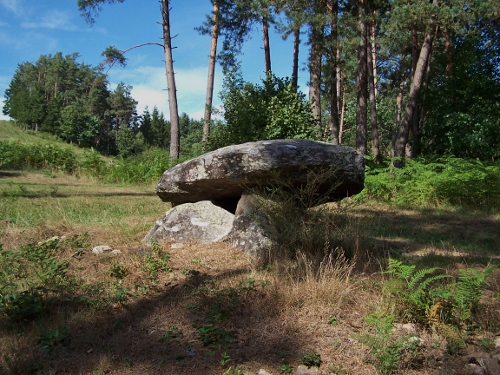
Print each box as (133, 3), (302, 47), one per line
(224, 193), (274, 259)
(143, 201), (234, 244)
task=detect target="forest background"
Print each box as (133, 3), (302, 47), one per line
(2, 0), (500, 164)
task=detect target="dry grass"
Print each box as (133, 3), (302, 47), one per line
(1, 172), (499, 375)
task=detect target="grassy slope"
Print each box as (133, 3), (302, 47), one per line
(0, 120), (111, 163)
(0, 125), (499, 375)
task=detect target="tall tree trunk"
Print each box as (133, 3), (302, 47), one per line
(309, 0), (324, 127)
(162, 0), (180, 159)
(203, 0), (220, 150)
(339, 84), (346, 144)
(444, 28), (453, 77)
(370, 22), (378, 97)
(336, 46), (342, 118)
(413, 33), (435, 158)
(367, 32), (380, 163)
(291, 25), (300, 89)
(408, 21), (420, 158)
(262, 4), (272, 73)
(392, 80), (404, 157)
(356, 0), (368, 156)
(329, 0), (339, 145)
(393, 2), (438, 167)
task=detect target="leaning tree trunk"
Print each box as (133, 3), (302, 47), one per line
(262, 4), (272, 73)
(356, 0), (368, 157)
(413, 53), (433, 157)
(202, 0), (220, 150)
(393, 2), (438, 168)
(162, 0), (180, 159)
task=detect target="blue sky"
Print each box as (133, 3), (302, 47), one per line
(0, 0), (309, 122)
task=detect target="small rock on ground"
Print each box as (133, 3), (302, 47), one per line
(295, 365), (320, 375)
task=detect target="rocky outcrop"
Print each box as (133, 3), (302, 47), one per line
(156, 139), (364, 213)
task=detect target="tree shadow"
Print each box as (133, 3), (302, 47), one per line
(2, 265), (314, 375)
(355, 206), (500, 262)
(0, 171), (22, 178)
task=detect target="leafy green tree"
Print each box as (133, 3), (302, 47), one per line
(179, 113), (203, 158)
(60, 98), (99, 146)
(3, 53), (114, 149)
(151, 106), (170, 149)
(116, 125), (145, 157)
(209, 69), (317, 150)
(422, 31), (500, 160)
(139, 107), (154, 146)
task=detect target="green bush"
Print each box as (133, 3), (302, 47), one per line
(100, 148), (178, 185)
(209, 70), (318, 150)
(0, 141), (78, 173)
(360, 158), (500, 211)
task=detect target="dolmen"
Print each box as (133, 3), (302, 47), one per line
(143, 139), (364, 258)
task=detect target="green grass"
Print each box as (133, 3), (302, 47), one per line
(0, 120), (91, 158)
(0, 173), (161, 229)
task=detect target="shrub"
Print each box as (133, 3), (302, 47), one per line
(360, 158), (500, 211)
(209, 70), (318, 150)
(251, 167), (365, 264)
(0, 141), (78, 173)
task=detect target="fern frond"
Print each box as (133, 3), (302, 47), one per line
(386, 258), (415, 281)
(455, 267), (495, 307)
(407, 267), (443, 290)
(413, 273), (452, 293)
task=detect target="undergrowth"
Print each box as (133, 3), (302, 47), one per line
(361, 158), (500, 211)
(0, 140), (180, 185)
(384, 258), (495, 329)
(251, 166), (368, 268)
(357, 259), (496, 374)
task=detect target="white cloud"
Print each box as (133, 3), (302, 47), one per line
(0, 75), (11, 120)
(0, 30), (58, 52)
(0, 102), (10, 121)
(109, 65), (223, 120)
(21, 10), (76, 31)
(0, 0), (23, 16)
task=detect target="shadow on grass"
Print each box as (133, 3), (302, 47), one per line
(356, 206), (500, 263)
(1, 191), (155, 199)
(1, 266), (310, 375)
(0, 171), (23, 178)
